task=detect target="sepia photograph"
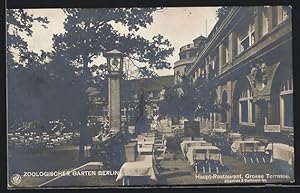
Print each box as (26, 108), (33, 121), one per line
(6, 6), (294, 188)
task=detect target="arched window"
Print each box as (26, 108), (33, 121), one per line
(280, 76), (293, 128)
(239, 82), (255, 125)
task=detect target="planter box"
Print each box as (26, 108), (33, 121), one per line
(124, 142), (137, 162)
(184, 121), (200, 137)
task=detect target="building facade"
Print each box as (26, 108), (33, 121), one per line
(182, 6), (292, 141)
(174, 36), (206, 84)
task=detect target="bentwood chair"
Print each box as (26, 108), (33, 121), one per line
(193, 149), (207, 173)
(256, 142), (267, 164)
(208, 149), (221, 173)
(244, 142), (256, 164)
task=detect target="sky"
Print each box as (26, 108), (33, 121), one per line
(25, 7), (219, 76)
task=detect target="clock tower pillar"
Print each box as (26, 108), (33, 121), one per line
(105, 49), (123, 133)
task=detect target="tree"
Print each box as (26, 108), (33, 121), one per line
(52, 8), (174, 76)
(7, 9), (51, 127)
(51, 8), (174, 163)
(7, 10), (91, 132)
(159, 74), (202, 122)
(7, 9), (49, 68)
(159, 74), (229, 123)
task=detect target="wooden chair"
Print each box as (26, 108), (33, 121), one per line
(154, 146), (167, 171)
(256, 142), (266, 163)
(244, 143), (255, 164)
(239, 143), (247, 163)
(193, 149), (207, 173)
(208, 149), (221, 173)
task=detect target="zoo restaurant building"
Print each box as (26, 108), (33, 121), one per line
(176, 6), (293, 142)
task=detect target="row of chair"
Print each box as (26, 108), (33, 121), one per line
(193, 149), (222, 173)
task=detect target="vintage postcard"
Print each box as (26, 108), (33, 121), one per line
(7, 6), (294, 188)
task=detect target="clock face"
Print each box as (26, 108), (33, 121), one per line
(110, 57), (121, 71)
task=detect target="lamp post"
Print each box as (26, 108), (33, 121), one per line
(104, 49), (123, 134)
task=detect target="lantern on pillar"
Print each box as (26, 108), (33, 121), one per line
(105, 49), (124, 74)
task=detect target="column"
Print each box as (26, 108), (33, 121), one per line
(228, 32), (237, 62)
(227, 81), (232, 130)
(254, 7), (262, 41)
(213, 113), (217, 129)
(218, 43), (224, 73)
(255, 102), (265, 136)
(268, 7), (274, 32)
(109, 75), (121, 133)
(210, 113), (213, 130)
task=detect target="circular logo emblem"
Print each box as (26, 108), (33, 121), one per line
(11, 174), (22, 186)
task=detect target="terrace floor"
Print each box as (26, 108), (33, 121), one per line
(9, 136), (293, 188)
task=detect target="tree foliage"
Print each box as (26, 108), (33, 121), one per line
(7, 9), (49, 67)
(7, 9), (52, 127)
(159, 74), (229, 122)
(52, 8), (174, 78)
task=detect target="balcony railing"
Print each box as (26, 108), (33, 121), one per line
(179, 43), (197, 52)
(174, 57), (197, 68)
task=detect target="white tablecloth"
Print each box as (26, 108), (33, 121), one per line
(145, 132), (156, 137)
(138, 140), (155, 145)
(227, 133), (242, 139)
(137, 137), (155, 145)
(213, 128), (226, 133)
(138, 144), (153, 153)
(266, 143), (294, 165)
(116, 155), (158, 182)
(186, 146), (223, 166)
(231, 140), (260, 153)
(180, 140), (207, 154)
(137, 136), (155, 153)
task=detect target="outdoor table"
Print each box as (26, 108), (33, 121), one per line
(193, 137), (204, 141)
(227, 133), (242, 139)
(266, 143), (294, 165)
(137, 137), (155, 145)
(212, 128), (226, 134)
(145, 132), (156, 137)
(180, 140), (207, 155)
(138, 139), (155, 145)
(138, 144), (154, 154)
(200, 128), (210, 135)
(186, 145), (224, 166)
(230, 140), (260, 153)
(116, 154), (158, 185)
